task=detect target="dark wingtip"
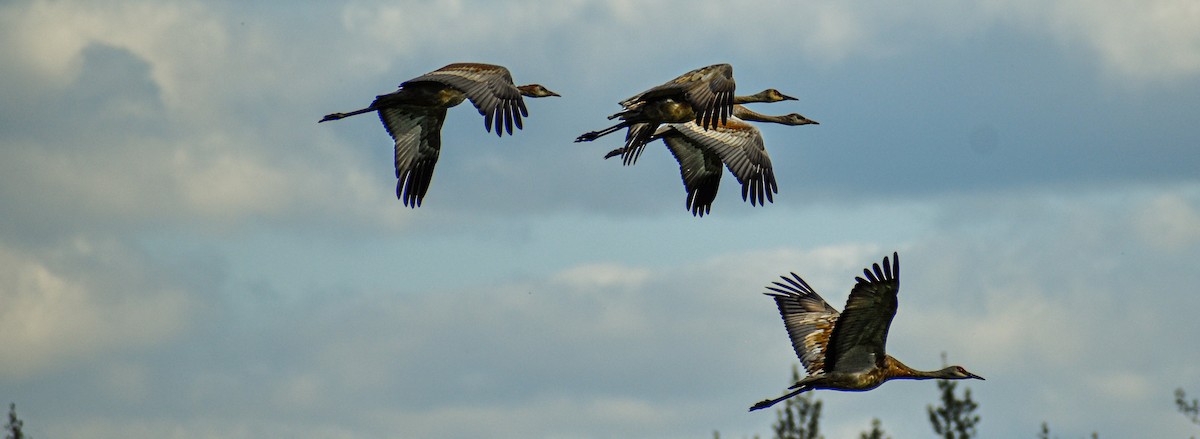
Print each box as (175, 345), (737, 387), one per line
(891, 251), (899, 280)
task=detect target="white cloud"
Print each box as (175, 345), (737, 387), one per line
(0, 241), (193, 378)
(0, 1), (227, 109)
(1018, 0), (1200, 81)
(1135, 191), (1200, 252)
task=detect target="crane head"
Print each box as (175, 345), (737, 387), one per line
(938, 365), (985, 380)
(779, 113), (819, 126)
(751, 89), (798, 102)
(517, 84), (561, 98)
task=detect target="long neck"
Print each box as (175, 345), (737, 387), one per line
(732, 93), (774, 104)
(731, 105), (790, 124)
(884, 356), (944, 380)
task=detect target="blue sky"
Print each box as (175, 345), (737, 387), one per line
(2, 0), (1199, 438)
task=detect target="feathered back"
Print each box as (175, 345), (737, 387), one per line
(619, 63), (736, 130)
(660, 117), (776, 206)
(402, 63), (529, 136)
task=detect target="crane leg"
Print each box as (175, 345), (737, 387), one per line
(748, 385), (813, 412)
(319, 106), (376, 123)
(575, 121), (629, 143)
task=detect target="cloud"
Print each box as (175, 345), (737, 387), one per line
(992, 0), (1200, 82)
(0, 2), (408, 236)
(0, 240), (194, 379)
(1134, 190), (1200, 252)
(5, 184), (1200, 438)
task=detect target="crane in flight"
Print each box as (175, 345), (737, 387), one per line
(320, 63), (559, 207)
(750, 252), (983, 411)
(602, 105), (817, 216)
(577, 64), (794, 166)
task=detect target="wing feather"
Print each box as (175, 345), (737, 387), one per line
(764, 273), (840, 376)
(664, 118), (777, 207)
(618, 64), (736, 130)
(403, 63), (525, 137)
(824, 252), (901, 373)
(658, 127), (723, 216)
(379, 106), (446, 208)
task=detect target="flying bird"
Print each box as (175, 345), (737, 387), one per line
(577, 63), (776, 165)
(750, 252), (983, 411)
(319, 63), (559, 207)
(603, 105), (818, 216)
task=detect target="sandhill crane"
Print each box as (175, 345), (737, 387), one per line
(603, 105), (817, 216)
(580, 88), (798, 166)
(750, 252), (983, 411)
(575, 63), (777, 165)
(319, 63), (559, 208)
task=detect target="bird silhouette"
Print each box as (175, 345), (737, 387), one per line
(578, 84), (800, 166)
(575, 63), (743, 165)
(603, 105), (817, 216)
(319, 63), (559, 207)
(750, 252), (983, 411)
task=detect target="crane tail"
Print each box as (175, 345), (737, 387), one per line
(748, 385), (813, 412)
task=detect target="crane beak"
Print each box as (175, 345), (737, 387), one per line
(967, 372), (984, 380)
(779, 92), (798, 101)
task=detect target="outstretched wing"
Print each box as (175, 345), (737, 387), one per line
(824, 252), (901, 373)
(662, 118), (777, 207)
(403, 63), (528, 136)
(657, 127), (723, 216)
(618, 121), (662, 166)
(379, 106), (447, 208)
(619, 63), (735, 131)
(601, 123), (714, 200)
(764, 273), (840, 376)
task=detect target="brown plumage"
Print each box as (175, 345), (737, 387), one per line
(319, 63), (559, 208)
(749, 252), (983, 411)
(603, 105), (817, 216)
(575, 64), (738, 165)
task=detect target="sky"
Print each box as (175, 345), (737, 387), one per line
(1, 0), (1199, 438)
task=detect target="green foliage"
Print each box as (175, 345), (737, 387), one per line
(858, 418), (891, 439)
(1178, 388), (1200, 426)
(5, 404), (26, 439)
(927, 355), (980, 439)
(771, 365), (823, 439)
(1037, 420), (1100, 438)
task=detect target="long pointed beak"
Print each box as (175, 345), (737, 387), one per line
(780, 93), (798, 101)
(968, 372), (984, 380)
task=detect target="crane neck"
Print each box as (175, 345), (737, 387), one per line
(883, 356), (943, 380)
(731, 105), (788, 124)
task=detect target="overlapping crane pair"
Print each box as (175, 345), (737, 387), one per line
(319, 62), (815, 215)
(319, 63), (983, 412)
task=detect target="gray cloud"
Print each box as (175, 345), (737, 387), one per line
(2, 1), (1199, 439)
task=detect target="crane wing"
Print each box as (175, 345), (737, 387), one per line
(664, 118), (777, 207)
(764, 272), (840, 376)
(403, 63), (528, 137)
(657, 127), (723, 216)
(824, 252), (900, 373)
(618, 122), (662, 166)
(619, 64), (735, 131)
(379, 105), (446, 208)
